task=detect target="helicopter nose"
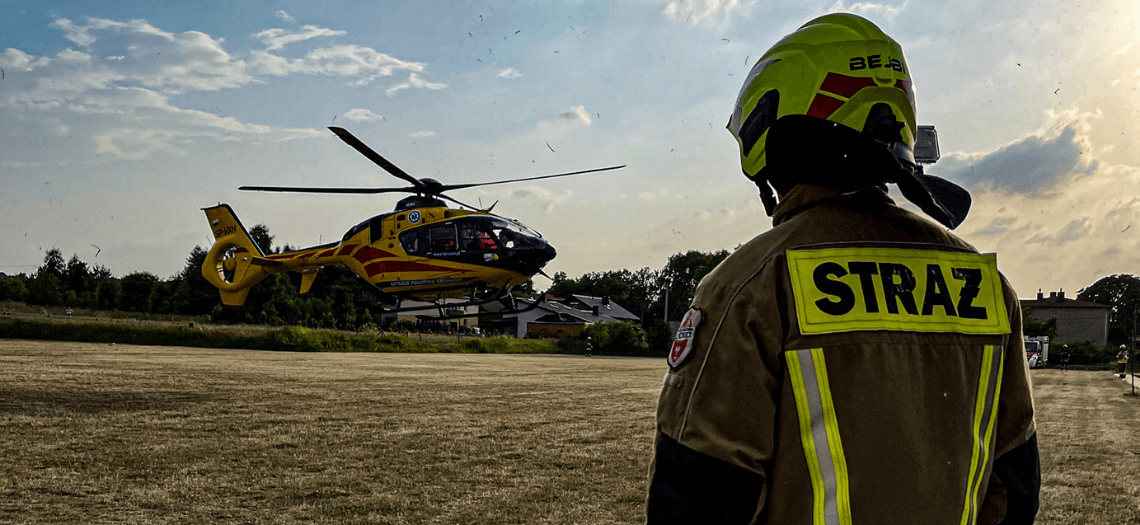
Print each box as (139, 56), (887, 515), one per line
(540, 243), (556, 265)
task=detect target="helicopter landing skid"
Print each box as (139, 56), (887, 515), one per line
(379, 287), (546, 320)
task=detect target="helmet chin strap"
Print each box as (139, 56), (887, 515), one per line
(756, 115), (972, 229)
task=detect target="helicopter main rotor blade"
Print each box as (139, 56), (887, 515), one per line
(238, 185), (419, 194)
(437, 165), (626, 192)
(328, 126), (425, 190)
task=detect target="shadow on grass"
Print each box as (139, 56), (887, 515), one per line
(0, 389), (208, 414)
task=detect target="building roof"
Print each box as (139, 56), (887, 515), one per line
(1020, 290), (1110, 310)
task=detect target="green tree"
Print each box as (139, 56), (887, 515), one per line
(1077, 274), (1140, 346)
(26, 249), (69, 306)
(120, 272), (161, 312)
(95, 278), (122, 310)
(39, 248), (65, 280)
(547, 271), (632, 303)
(656, 249), (730, 323)
(64, 255), (96, 307)
(250, 224), (274, 254)
(167, 246), (219, 315)
(26, 272), (64, 306)
(1022, 308), (1057, 339)
(579, 321), (650, 355)
(0, 275), (28, 302)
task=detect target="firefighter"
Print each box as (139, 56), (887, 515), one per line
(647, 13), (1039, 524)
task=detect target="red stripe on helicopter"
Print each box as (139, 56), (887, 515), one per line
(353, 247), (396, 263)
(337, 244), (358, 256)
(363, 261), (469, 278)
(317, 249), (337, 258)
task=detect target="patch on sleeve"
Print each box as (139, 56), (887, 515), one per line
(667, 308), (702, 369)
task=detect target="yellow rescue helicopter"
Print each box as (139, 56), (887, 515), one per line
(201, 126), (623, 316)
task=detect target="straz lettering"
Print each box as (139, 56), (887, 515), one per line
(849, 54), (905, 73)
(786, 247), (1010, 336)
(814, 261), (985, 319)
(213, 225), (237, 238)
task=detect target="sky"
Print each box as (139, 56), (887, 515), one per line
(2, 0), (1139, 300)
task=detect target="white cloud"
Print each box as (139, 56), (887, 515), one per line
(0, 48), (50, 70)
(1113, 40), (1138, 56)
(510, 186), (573, 213)
(558, 105), (592, 125)
(936, 108), (1099, 194)
(275, 10), (295, 22)
(950, 108), (1140, 295)
(385, 72), (447, 95)
(47, 17), (436, 94)
(408, 131), (436, 138)
(252, 25), (346, 51)
(51, 18), (97, 47)
(825, 1), (904, 20)
(660, 0), (744, 25)
(52, 17), (174, 48)
(344, 108), (384, 122)
(498, 67), (522, 79)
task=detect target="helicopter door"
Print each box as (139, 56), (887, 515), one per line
(459, 223), (499, 251)
(427, 225), (459, 255)
(399, 229), (425, 256)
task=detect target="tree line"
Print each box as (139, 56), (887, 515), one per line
(0, 225), (730, 343)
(0, 225), (376, 330)
(6, 225), (1140, 362)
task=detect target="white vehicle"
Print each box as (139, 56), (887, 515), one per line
(1025, 336), (1050, 368)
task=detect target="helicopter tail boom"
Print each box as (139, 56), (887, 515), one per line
(201, 204), (272, 306)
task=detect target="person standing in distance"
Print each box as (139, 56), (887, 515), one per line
(647, 13), (1039, 525)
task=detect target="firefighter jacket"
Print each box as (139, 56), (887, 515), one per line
(648, 184), (1038, 525)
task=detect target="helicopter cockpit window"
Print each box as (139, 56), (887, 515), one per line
(459, 223), (498, 251)
(399, 229), (423, 255)
(428, 225), (458, 253)
(488, 219), (536, 250)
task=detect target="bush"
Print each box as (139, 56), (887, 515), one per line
(556, 322), (651, 356)
(452, 336), (556, 354)
(1052, 341), (1116, 367)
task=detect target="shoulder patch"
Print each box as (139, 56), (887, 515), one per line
(668, 308), (702, 369)
(786, 246), (1010, 335)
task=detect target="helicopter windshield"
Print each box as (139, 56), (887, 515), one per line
(488, 218), (540, 249)
(399, 218), (540, 256)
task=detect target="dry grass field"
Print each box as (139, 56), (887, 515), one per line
(2, 340), (1138, 524)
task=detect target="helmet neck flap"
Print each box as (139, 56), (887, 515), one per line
(760, 114), (971, 229)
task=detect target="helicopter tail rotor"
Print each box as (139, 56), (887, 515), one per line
(201, 204), (272, 305)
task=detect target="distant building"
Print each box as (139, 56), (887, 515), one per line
(485, 294), (640, 338)
(1020, 289), (1110, 346)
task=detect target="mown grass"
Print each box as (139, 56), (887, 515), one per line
(0, 317), (560, 354)
(1, 341), (1137, 524)
(1033, 370), (1140, 524)
(0, 341), (660, 524)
